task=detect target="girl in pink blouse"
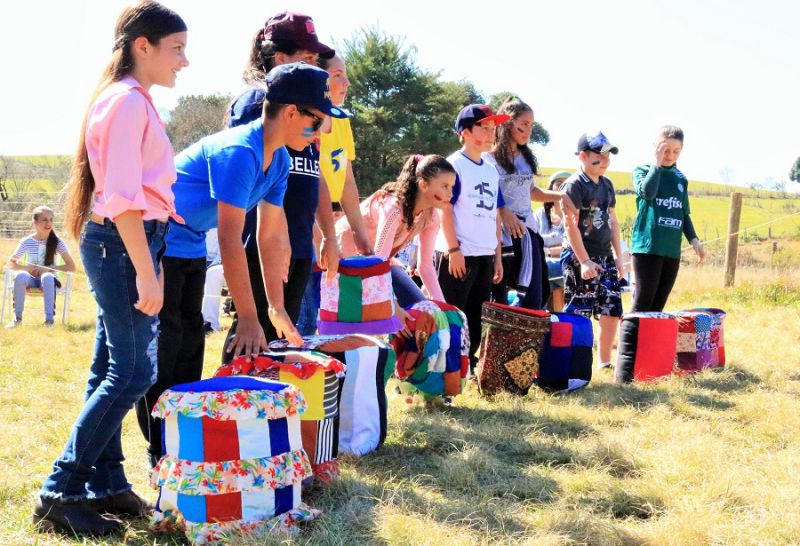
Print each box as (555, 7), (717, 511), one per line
(36, 1), (188, 536)
(336, 155), (456, 323)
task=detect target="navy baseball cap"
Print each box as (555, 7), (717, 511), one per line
(263, 12), (335, 59)
(455, 104), (510, 133)
(576, 131), (619, 155)
(264, 63), (349, 119)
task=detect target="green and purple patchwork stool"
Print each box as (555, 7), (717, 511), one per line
(150, 376), (319, 545)
(318, 255), (401, 335)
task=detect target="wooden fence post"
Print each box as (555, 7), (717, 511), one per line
(724, 192), (743, 287)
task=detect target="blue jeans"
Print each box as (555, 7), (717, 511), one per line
(297, 267), (321, 337)
(40, 219), (167, 500)
(392, 265), (425, 308)
(12, 271), (56, 321)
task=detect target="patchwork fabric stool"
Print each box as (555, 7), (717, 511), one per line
(318, 255), (402, 335)
(271, 334), (395, 455)
(675, 307), (727, 373)
(392, 299), (470, 400)
(615, 312), (678, 383)
(536, 312), (594, 393)
(150, 376), (318, 545)
(475, 302), (550, 396)
(214, 351), (346, 483)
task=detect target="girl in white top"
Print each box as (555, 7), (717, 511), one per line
(6, 206), (76, 327)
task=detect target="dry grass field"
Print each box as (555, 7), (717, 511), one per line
(1, 235), (799, 545)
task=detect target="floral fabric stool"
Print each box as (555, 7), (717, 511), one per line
(150, 376), (318, 545)
(536, 312), (594, 393)
(674, 307), (726, 373)
(271, 334), (395, 455)
(318, 255), (402, 335)
(392, 299), (470, 400)
(615, 312), (678, 383)
(475, 302), (551, 396)
(215, 351), (346, 483)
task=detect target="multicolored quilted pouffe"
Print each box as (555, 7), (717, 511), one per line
(318, 255), (402, 335)
(271, 334), (395, 456)
(214, 351), (346, 484)
(392, 299), (470, 400)
(615, 312), (679, 383)
(675, 307), (726, 373)
(475, 302), (550, 396)
(149, 376), (319, 545)
(536, 312), (594, 393)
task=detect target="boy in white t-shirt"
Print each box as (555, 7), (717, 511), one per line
(436, 104), (509, 371)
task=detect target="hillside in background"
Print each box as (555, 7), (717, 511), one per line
(2, 156), (799, 242)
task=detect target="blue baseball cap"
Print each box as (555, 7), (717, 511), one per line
(455, 104), (510, 133)
(576, 130), (618, 155)
(264, 62), (350, 119)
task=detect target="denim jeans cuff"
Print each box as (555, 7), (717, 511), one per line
(86, 484), (133, 500)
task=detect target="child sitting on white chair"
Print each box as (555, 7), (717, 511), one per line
(5, 206), (76, 328)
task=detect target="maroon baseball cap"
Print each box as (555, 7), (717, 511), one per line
(263, 12), (335, 59)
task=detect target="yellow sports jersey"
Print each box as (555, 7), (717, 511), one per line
(319, 117), (356, 202)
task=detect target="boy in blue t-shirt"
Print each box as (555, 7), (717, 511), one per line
(135, 63), (349, 467)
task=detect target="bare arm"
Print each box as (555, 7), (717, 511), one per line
(564, 202), (603, 280)
(56, 250), (77, 273)
(315, 172), (340, 278)
(438, 204), (465, 278)
(115, 210), (161, 316)
(218, 201), (267, 358)
(531, 186), (563, 202)
(340, 161), (372, 254)
(258, 201), (302, 345)
(609, 207), (624, 278)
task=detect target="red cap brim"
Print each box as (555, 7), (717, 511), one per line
(476, 113), (511, 126)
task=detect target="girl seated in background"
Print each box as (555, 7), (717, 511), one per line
(6, 205), (75, 328)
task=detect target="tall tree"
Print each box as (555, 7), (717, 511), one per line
(343, 27), (484, 193)
(487, 91), (550, 146)
(790, 156), (800, 183)
(166, 94), (231, 154)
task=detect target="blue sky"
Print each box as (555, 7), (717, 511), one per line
(1, 0), (798, 189)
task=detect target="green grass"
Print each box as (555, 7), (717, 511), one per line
(2, 233), (800, 545)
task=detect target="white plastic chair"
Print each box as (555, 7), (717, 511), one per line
(1, 266), (73, 325)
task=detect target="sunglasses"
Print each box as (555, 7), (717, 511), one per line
(296, 106), (324, 132)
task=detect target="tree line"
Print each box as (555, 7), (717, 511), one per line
(164, 26), (548, 195)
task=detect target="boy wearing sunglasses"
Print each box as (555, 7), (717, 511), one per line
(135, 62), (347, 468)
(561, 131), (624, 371)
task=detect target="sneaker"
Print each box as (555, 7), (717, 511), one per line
(5, 318), (21, 329)
(33, 497), (121, 535)
(43, 319), (55, 328)
(204, 321), (214, 336)
(89, 490), (153, 519)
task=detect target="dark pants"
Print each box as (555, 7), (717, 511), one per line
(436, 253), (495, 372)
(221, 251), (311, 363)
(630, 253), (681, 312)
(135, 255), (206, 466)
(491, 230), (550, 310)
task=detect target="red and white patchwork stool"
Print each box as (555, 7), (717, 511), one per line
(150, 376), (318, 545)
(215, 351), (346, 483)
(615, 312), (679, 383)
(675, 307), (726, 373)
